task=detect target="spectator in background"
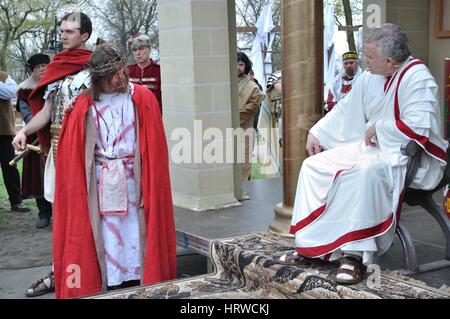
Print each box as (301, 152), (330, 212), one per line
(237, 52), (265, 181)
(325, 51), (362, 113)
(127, 34), (162, 113)
(0, 70), (30, 212)
(16, 53), (52, 228)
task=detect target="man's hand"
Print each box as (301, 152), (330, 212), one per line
(63, 98), (75, 113)
(12, 129), (27, 151)
(365, 124), (377, 147)
(306, 133), (322, 156)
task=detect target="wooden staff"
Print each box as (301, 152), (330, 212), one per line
(9, 139), (40, 166)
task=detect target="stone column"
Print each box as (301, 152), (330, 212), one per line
(159, 0), (240, 211)
(269, 0), (323, 236)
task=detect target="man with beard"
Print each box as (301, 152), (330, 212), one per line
(53, 45), (176, 298)
(237, 52), (265, 181)
(325, 51), (362, 112)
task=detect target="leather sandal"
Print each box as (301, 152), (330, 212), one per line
(25, 271), (55, 297)
(274, 251), (306, 265)
(334, 256), (365, 285)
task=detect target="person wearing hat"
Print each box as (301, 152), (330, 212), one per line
(16, 53), (52, 229)
(127, 34), (162, 113)
(326, 51), (362, 112)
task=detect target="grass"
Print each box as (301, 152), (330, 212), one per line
(250, 160), (265, 180)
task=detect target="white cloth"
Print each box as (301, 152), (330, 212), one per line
(0, 75), (18, 100)
(98, 158), (128, 216)
(292, 58), (448, 265)
(250, 0), (274, 89)
(323, 5), (336, 95)
(44, 146), (55, 203)
(91, 87), (141, 286)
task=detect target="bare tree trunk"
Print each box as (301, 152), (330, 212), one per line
(342, 0), (356, 52)
(0, 49), (7, 70)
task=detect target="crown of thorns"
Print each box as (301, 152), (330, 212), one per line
(88, 53), (127, 78)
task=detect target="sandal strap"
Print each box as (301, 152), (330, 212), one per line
(336, 267), (357, 278)
(338, 257), (364, 279)
(340, 256), (362, 267)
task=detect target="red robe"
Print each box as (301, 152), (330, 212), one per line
(127, 60), (162, 113)
(17, 80), (44, 198)
(53, 84), (176, 298)
(28, 49), (92, 150)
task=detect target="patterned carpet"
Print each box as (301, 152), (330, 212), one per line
(92, 232), (450, 299)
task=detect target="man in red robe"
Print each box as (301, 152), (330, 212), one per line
(12, 11), (93, 298)
(53, 45), (176, 298)
(127, 34), (162, 113)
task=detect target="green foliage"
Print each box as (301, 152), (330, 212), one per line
(0, 0), (79, 70)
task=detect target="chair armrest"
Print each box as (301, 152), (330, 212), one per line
(402, 140), (423, 188)
(401, 140), (421, 157)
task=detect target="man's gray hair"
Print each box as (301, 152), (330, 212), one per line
(364, 23), (411, 63)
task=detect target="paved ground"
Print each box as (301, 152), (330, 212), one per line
(0, 203), (207, 299)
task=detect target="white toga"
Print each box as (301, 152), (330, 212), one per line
(291, 58), (448, 265)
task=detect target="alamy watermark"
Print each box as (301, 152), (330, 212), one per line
(170, 120), (281, 175)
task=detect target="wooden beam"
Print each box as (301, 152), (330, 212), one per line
(236, 26), (281, 33)
(338, 25), (362, 32)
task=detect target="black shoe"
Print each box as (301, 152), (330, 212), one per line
(36, 218), (50, 228)
(11, 203), (30, 212)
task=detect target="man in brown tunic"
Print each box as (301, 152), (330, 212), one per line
(237, 52), (265, 181)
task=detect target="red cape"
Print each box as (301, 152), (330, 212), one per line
(53, 84), (177, 298)
(28, 49), (92, 149)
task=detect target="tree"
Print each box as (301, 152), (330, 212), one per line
(0, 0), (42, 70)
(85, 0), (158, 55)
(342, 0), (356, 52)
(0, 0), (79, 74)
(324, 0), (363, 53)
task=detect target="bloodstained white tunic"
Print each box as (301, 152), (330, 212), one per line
(291, 58), (447, 265)
(91, 85), (141, 286)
